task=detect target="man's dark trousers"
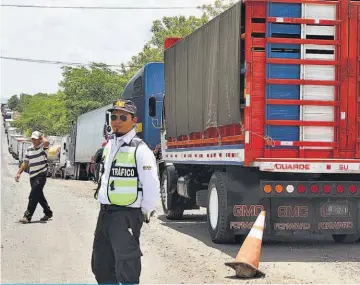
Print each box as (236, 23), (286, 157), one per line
(24, 172), (52, 221)
(92, 205), (144, 284)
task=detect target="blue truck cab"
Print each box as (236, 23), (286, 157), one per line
(121, 62), (164, 151)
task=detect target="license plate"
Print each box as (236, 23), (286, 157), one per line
(321, 203), (349, 217)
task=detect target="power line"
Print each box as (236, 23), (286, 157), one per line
(1, 56), (141, 68)
(1, 4), (203, 10)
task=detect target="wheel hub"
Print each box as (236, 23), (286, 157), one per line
(209, 186), (219, 230)
(161, 177), (168, 210)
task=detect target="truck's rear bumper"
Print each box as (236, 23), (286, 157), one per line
(231, 198), (360, 236)
(229, 180), (360, 236)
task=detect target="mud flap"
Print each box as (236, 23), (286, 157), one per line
(226, 166), (271, 237)
(270, 199), (359, 236)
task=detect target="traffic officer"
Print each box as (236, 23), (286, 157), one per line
(92, 99), (159, 285)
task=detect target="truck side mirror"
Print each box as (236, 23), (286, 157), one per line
(149, 97), (156, 117)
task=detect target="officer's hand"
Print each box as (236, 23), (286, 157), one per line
(143, 210), (155, 224)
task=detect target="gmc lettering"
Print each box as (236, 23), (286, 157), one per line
(278, 206), (309, 218)
(233, 205), (264, 217)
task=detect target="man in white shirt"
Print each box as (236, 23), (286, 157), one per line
(15, 131), (53, 223)
(91, 99), (159, 284)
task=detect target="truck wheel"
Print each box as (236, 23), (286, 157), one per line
(160, 166), (184, 220)
(207, 171), (235, 244)
(332, 233), (360, 244)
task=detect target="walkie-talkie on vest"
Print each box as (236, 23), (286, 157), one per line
(111, 159), (117, 173)
(110, 181), (115, 191)
(109, 159), (117, 192)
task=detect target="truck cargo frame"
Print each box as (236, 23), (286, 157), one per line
(159, 0), (360, 244)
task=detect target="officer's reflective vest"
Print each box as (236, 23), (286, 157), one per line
(101, 137), (143, 206)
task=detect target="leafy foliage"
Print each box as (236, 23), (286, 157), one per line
(12, 92), (69, 136)
(7, 95), (20, 110)
(198, 0), (236, 18)
(121, 0), (235, 75)
(59, 63), (127, 123)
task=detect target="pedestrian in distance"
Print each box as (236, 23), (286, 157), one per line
(92, 99), (159, 285)
(15, 131), (53, 223)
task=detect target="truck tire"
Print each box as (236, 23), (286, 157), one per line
(206, 171), (235, 244)
(332, 233), (360, 244)
(78, 164), (88, 180)
(160, 166), (184, 220)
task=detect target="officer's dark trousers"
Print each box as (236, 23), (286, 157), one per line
(24, 172), (52, 221)
(91, 205), (144, 284)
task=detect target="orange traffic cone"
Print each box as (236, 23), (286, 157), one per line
(225, 210), (266, 278)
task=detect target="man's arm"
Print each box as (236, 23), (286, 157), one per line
(41, 135), (49, 150)
(17, 161), (29, 175)
(136, 143), (160, 220)
(15, 154), (29, 181)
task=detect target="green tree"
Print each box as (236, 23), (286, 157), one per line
(120, 0), (235, 76)
(16, 93), (35, 113)
(12, 92), (69, 136)
(120, 15), (208, 77)
(198, 0), (236, 18)
(149, 15), (209, 51)
(59, 63), (126, 123)
(7, 95), (20, 110)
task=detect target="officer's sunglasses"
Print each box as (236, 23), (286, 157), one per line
(110, 114), (128, 122)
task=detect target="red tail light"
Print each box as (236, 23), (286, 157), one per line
(336, 185), (345, 193)
(297, 185), (306, 193)
(349, 185), (357, 194)
(323, 185), (331, 194)
(310, 184), (319, 193)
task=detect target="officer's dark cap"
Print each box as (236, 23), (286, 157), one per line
(108, 99), (137, 115)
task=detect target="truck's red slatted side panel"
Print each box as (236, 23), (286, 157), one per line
(349, 2), (360, 158)
(357, 3), (360, 159)
(339, 0), (349, 156)
(244, 0), (351, 165)
(244, 2), (267, 165)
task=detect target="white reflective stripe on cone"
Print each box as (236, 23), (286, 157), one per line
(248, 228), (264, 240)
(254, 211), (266, 228)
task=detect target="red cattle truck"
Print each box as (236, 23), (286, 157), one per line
(158, 0), (360, 244)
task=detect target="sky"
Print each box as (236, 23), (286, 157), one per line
(0, 0), (218, 103)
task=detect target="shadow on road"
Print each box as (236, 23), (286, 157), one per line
(14, 220), (50, 224)
(157, 212), (360, 263)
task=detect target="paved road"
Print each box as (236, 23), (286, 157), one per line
(1, 126), (360, 283)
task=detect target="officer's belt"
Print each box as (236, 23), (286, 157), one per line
(100, 204), (141, 211)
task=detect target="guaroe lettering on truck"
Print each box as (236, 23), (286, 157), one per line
(274, 163), (311, 171)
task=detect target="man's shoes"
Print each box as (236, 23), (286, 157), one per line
(40, 214), (53, 222)
(19, 217), (30, 223)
